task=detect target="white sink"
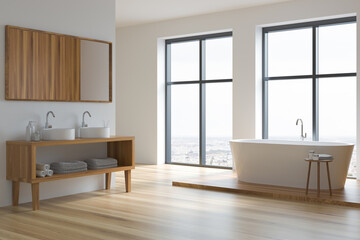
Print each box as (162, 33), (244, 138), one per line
(79, 127), (110, 138)
(41, 128), (75, 141)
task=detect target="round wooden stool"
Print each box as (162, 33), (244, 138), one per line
(305, 158), (333, 197)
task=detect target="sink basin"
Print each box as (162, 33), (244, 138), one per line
(79, 127), (110, 138)
(42, 128), (75, 141)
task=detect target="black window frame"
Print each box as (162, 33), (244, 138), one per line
(262, 16), (357, 140)
(165, 32), (233, 168)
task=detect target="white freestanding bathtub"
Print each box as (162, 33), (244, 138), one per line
(229, 139), (354, 189)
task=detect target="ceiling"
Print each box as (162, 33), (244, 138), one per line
(116, 0), (292, 27)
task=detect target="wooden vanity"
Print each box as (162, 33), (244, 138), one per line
(6, 136), (135, 210)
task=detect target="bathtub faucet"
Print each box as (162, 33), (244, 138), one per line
(296, 118), (307, 141)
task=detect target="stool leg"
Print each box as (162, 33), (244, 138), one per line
(306, 162), (311, 195)
(317, 162), (320, 197)
(326, 162), (332, 196)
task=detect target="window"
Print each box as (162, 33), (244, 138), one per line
(166, 33), (233, 167)
(263, 17), (357, 175)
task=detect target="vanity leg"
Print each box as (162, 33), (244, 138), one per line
(317, 162), (320, 197)
(105, 172), (111, 190)
(12, 181), (20, 206)
(31, 183), (40, 211)
(125, 170), (131, 192)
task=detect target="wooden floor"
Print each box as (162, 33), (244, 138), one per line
(1, 165), (360, 240)
(173, 169), (360, 208)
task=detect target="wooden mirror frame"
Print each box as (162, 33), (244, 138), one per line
(5, 25), (112, 103)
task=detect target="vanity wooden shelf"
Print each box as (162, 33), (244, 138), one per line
(6, 136), (135, 210)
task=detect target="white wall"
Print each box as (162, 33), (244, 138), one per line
(116, 0), (360, 165)
(0, 0), (116, 207)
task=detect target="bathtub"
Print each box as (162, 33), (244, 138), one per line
(229, 139), (354, 189)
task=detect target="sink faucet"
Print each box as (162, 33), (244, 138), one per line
(296, 118), (307, 141)
(45, 111), (55, 129)
(82, 111), (92, 127)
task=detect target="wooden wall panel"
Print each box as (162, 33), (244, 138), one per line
(5, 25), (110, 102)
(60, 36), (80, 101)
(33, 32), (62, 100)
(50, 35), (61, 100)
(6, 27), (64, 101)
(33, 31), (50, 100)
(5, 27), (33, 99)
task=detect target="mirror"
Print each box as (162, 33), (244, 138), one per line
(80, 40), (111, 102)
(5, 25), (112, 102)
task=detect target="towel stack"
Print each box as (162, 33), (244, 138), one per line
(51, 161), (88, 174)
(36, 163), (54, 177)
(318, 154), (333, 160)
(84, 158), (118, 170)
(37, 158), (118, 176)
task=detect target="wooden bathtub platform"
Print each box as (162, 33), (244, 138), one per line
(173, 170), (360, 207)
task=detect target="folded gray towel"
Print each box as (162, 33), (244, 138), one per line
(84, 158), (117, 167)
(87, 164), (118, 170)
(53, 167), (88, 174)
(319, 154), (333, 160)
(87, 163), (119, 169)
(87, 162), (118, 167)
(51, 161), (87, 171)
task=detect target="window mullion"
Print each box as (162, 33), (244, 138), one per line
(262, 32), (269, 139)
(200, 40), (206, 166)
(312, 26), (319, 141)
(165, 43), (172, 163)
